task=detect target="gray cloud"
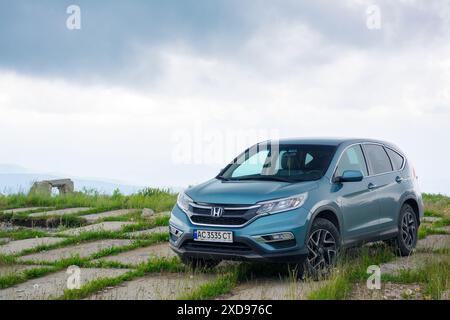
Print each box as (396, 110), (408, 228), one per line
(1, 0), (449, 88)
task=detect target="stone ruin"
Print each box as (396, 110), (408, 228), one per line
(30, 179), (75, 195)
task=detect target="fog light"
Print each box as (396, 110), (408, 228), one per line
(252, 232), (294, 243)
(169, 225), (183, 238)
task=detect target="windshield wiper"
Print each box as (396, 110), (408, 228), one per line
(235, 176), (292, 183)
(216, 175), (231, 181)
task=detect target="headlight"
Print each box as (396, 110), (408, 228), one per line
(256, 192), (308, 215)
(177, 191), (192, 214)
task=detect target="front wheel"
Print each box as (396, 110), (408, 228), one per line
(303, 218), (341, 280)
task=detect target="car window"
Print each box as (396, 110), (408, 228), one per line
(231, 150), (269, 177)
(364, 144), (393, 175)
(335, 145), (368, 177)
(386, 148), (404, 171)
(222, 144), (336, 182)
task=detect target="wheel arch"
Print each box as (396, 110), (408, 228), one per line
(307, 205), (342, 238)
(402, 197), (420, 226)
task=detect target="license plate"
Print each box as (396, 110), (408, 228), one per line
(194, 230), (233, 243)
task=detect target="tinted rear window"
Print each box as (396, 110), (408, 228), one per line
(386, 148), (404, 171)
(364, 144), (393, 175)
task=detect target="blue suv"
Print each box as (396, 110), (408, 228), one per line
(169, 138), (423, 276)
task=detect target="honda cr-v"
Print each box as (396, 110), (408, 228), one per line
(169, 138), (423, 276)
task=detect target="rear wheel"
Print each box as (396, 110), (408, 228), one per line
(303, 218), (340, 280)
(181, 256), (220, 270)
(392, 204), (418, 256)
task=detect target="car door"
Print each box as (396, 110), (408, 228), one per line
(332, 144), (381, 244)
(363, 144), (405, 237)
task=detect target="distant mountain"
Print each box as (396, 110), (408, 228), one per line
(0, 164), (145, 195)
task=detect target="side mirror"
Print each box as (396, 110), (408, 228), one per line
(334, 170), (364, 183)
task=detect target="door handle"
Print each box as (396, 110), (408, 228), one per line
(368, 183), (377, 190)
(395, 176), (403, 183)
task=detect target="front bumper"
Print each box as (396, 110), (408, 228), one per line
(169, 205), (309, 263)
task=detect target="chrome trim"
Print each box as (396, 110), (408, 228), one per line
(329, 142), (407, 184)
(252, 232), (295, 243)
(186, 213), (267, 228)
(190, 203), (260, 211)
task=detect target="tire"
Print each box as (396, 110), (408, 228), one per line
(393, 204), (418, 256)
(303, 218), (341, 280)
(181, 256), (220, 270)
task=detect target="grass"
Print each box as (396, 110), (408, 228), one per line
(383, 258), (449, 299)
(0, 266), (55, 289)
(59, 256), (184, 300)
(307, 244), (395, 300)
(0, 187), (177, 213)
(19, 232), (169, 264)
(179, 272), (238, 300)
(0, 228), (49, 240)
(422, 193), (450, 218)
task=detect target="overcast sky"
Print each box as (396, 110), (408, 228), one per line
(0, 0), (449, 194)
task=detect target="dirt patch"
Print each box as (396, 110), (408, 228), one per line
(351, 281), (424, 300)
(86, 273), (215, 300)
(218, 278), (328, 300)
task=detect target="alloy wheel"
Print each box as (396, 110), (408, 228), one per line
(306, 229), (338, 274)
(401, 211), (417, 249)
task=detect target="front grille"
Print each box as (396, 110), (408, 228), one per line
(188, 202), (259, 226)
(183, 240), (252, 253)
(190, 215), (248, 226)
(191, 207), (248, 216)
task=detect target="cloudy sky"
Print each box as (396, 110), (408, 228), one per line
(0, 0), (449, 193)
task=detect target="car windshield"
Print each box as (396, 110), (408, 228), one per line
(218, 143), (337, 182)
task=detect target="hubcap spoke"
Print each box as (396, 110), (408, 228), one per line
(401, 212), (416, 249)
(307, 229), (337, 273)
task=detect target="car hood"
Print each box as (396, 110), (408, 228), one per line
(185, 178), (319, 205)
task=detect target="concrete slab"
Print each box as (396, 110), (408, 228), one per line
(0, 268), (130, 300)
(0, 265), (43, 277)
(380, 253), (448, 275)
(417, 235), (450, 251)
(58, 221), (134, 236)
(29, 207), (92, 218)
(2, 207), (46, 214)
(218, 279), (327, 300)
(19, 239), (133, 263)
(436, 225), (450, 233)
(0, 237), (68, 255)
(95, 243), (175, 265)
(421, 216), (442, 223)
(126, 226), (169, 238)
(82, 209), (138, 223)
(351, 281), (424, 300)
(86, 273), (214, 300)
